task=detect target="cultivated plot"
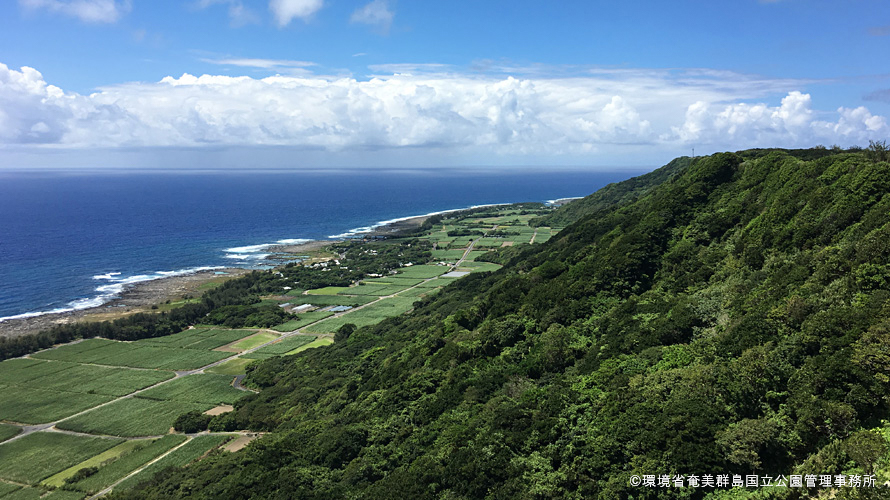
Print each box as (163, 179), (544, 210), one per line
(304, 296), (417, 333)
(241, 335), (319, 359)
(62, 435), (187, 495)
(284, 294), (377, 307)
(430, 250), (466, 261)
(0, 424), (21, 443)
(57, 398), (213, 437)
(219, 332), (279, 352)
(205, 358), (257, 375)
(138, 374), (245, 406)
(0, 388), (115, 425)
(42, 439), (147, 488)
(271, 311), (335, 332)
(114, 435), (232, 491)
(0, 432), (123, 485)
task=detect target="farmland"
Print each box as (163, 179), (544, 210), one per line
(205, 358), (257, 376)
(220, 331), (279, 351)
(0, 432), (123, 484)
(62, 435), (188, 494)
(0, 424), (20, 443)
(31, 341), (232, 370)
(0, 202), (554, 498)
(42, 439), (147, 487)
(57, 398), (213, 437)
(271, 310), (335, 332)
(304, 296), (418, 333)
(241, 335), (319, 359)
(138, 374), (245, 405)
(0, 388), (115, 424)
(114, 435), (232, 492)
(286, 337), (334, 354)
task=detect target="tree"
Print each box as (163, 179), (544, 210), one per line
(867, 139), (888, 162)
(174, 410), (211, 433)
(335, 323), (357, 342)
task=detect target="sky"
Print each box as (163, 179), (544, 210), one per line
(0, 0), (888, 169)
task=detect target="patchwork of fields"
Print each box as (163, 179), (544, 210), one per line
(0, 205), (560, 499)
(0, 327), (279, 499)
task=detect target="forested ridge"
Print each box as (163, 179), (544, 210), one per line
(118, 148), (890, 499)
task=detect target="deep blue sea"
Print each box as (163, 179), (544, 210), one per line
(0, 168), (643, 321)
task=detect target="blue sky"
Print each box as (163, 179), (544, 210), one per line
(0, 0), (888, 169)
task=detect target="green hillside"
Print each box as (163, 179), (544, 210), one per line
(117, 148), (890, 499)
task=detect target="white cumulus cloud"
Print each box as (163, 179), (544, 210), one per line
(1, 62), (887, 162)
(269, 0), (323, 27)
(350, 0), (394, 34)
(670, 91), (889, 148)
(18, 0), (131, 23)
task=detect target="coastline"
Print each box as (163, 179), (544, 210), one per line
(0, 202), (519, 340)
(0, 223), (400, 340)
(0, 269), (250, 339)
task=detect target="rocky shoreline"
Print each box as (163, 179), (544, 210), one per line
(0, 269), (250, 339)
(0, 215), (430, 340)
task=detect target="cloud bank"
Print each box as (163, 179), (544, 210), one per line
(1, 62), (887, 162)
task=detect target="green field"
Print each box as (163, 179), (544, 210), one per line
(32, 342), (230, 370)
(241, 335), (319, 359)
(0, 424), (21, 443)
(57, 398), (212, 437)
(430, 249), (466, 261)
(305, 286), (352, 295)
(304, 296), (417, 333)
(18, 363), (173, 397)
(138, 374), (245, 405)
(0, 487), (86, 500)
(397, 286), (440, 298)
(347, 283), (413, 296)
(398, 266), (448, 279)
(222, 331), (278, 351)
(462, 261), (502, 273)
(464, 250), (489, 261)
(362, 277), (425, 286)
(114, 435), (231, 491)
(0, 358), (79, 384)
(42, 439), (146, 487)
(29, 338), (116, 358)
(1, 487), (41, 500)
(63, 435), (187, 494)
(472, 238), (503, 248)
(414, 276), (459, 288)
(0, 387), (115, 424)
(0, 483), (21, 498)
(286, 337), (334, 354)
(271, 311), (335, 332)
(0, 432), (123, 484)
(204, 358), (258, 376)
(135, 328), (255, 350)
(282, 294), (377, 307)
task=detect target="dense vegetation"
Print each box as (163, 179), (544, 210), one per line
(105, 148), (890, 499)
(32, 147), (890, 498)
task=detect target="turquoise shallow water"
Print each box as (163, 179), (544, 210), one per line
(0, 168), (641, 320)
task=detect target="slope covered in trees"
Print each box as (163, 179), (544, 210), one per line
(118, 149), (890, 499)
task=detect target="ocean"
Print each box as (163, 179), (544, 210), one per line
(0, 168), (643, 321)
